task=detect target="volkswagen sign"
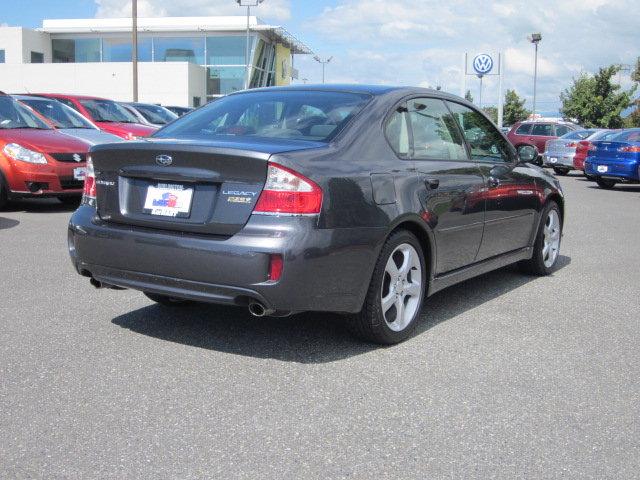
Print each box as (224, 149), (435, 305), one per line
(473, 54), (494, 76)
(155, 154), (173, 166)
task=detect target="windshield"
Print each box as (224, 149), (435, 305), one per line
(560, 129), (596, 140)
(133, 104), (178, 125)
(80, 99), (138, 123)
(154, 90), (372, 142)
(0, 96), (51, 130)
(589, 130), (617, 141)
(611, 129), (640, 142)
(21, 98), (96, 129)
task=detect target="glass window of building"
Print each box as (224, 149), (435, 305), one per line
(52, 38), (101, 63)
(0, 50), (6, 63)
(103, 37), (152, 62)
(206, 36), (251, 65)
(30, 51), (44, 63)
(154, 37), (204, 64)
(207, 67), (245, 96)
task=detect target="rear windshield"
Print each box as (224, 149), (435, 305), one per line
(133, 104), (178, 125)
(0, 96), (51, 130)
(80, 99), (138, 123)
(589, 130), (617, 141)
(21, 98), (95, 129)
(611, 129), (640, 142)
(154, 90), (372, 142)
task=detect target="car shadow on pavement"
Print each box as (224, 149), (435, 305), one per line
(586, 185), (640, 193)
(3, 198), (78, 213)
(0, 217), (20, 230)
(111, 255), (571, 363)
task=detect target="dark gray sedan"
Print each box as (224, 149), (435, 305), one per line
(68, 85), (564, 344)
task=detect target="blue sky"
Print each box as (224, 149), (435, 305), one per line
(1, 0), (638, 114)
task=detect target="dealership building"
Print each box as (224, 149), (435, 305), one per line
(0, 16), (312, 107)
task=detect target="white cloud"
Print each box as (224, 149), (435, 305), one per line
(94, 0), (291, 21)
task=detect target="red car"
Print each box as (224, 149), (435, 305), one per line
(573, 129), (620, 178)
(0, 93), (90, 208)
(506, 120), (579, 165)
(31, 94), (156, 140)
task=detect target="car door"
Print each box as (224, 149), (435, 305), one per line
(446, 101), (541, 260)
(405, 97), (486, 274)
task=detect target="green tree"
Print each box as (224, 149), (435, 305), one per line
(465, 90), (473, 103)
(626, 58), (640, 127)
(482, 106), (498, 124)
(560, 65), (636, 128)
(503, 89), (529, 126)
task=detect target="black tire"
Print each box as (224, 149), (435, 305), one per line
(596, 178), (616, 189)
(584, 174), (596, 181)
(350, 230), (426, 345)
(144, 292), (191, 306)
(0, 173), (9, 210)
(519, 201), (562, 276)
(553, 167), (568, 176)
(57, 196), (81, 207)
(517, 145), (539, 164)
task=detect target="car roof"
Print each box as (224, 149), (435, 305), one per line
(34, 93), (110, 101)
(227, 83), (460, 98)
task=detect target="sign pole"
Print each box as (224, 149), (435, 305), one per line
(497, 52), (503, 127)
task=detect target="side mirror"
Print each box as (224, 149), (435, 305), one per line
(518, 145), (537, 163)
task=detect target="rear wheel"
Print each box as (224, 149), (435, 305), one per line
(584, 173), (596, 181)
(0, 174), (8, 210)
(144, 292), (190, 306)
(519, 201), (562, 276)
(596, 178), (616, 189)
(351, 230), (426, 344)
(553, 167), (569, 176)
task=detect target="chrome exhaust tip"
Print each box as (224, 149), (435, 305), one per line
(248, 302), (273, 317)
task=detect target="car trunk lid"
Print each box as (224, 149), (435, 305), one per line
(91, 138), (324, 236)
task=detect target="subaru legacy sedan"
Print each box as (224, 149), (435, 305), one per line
(68, 85), (564, 344)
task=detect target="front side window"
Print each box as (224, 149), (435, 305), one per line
(0, 96), (51, 130)
(407, 98), (467, 161)
(155, 90), (371, 143)
(531, 123), (553, 136)
(385, 105), (410, 157)
(515, 123), (532, 135)
(447, 101), (512, 163)
(79, 99), (138, 123)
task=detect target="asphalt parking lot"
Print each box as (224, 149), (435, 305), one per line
(1, 174), (639, 479)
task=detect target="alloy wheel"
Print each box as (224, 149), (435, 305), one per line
(542, 209), (561, 268)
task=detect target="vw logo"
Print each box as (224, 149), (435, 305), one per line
(155, 154), (173, 166)
(73, 153), (82, 162)
(473, 54), (494, 75)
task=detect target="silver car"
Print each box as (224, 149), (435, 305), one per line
(543, 129), (600, 174)
(14, 95), (123, 145)
(121, 102), (178, 128)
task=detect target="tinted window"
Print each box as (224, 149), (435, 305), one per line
(531, 123), (553, 136)
(407, 98), (467, 161)
(561, 129), (596, 140)
(21, 98), (95, 129)
(555, 125), (571, 136)
(0, 96), (51, 130)
(515, 123), (532, 135)
(80, 99), (138, 123)
(133, 104), (178, 125)
(589, 130), (617, 141)
(385, 105), (410, 157)
(612, 129), (640, 142)
(447, 101), (512, 163)
(155, 90), (371, 143)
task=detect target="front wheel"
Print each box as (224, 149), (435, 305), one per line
(596, 178), (616, 189)
(350, 230), (426, 344)
(553, 167), (569, 176)
(519, 201), (562, 276)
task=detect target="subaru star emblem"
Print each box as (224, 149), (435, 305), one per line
(73, 153), (82, 162)
(155, 154), (173, 166)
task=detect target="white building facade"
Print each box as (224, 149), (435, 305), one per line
(0, 17), (311, 107)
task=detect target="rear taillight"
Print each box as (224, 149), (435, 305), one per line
(82, 155), (96, 205)
(253, 163), (322, 215)
(618, 145), (640, 153)
(587, 142), (597, 151)
(565, 142), (578, 148)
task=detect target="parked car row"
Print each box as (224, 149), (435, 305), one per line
(0, 91), (193, 208)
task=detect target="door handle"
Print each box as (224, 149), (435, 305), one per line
(488, 176), (500, 189)
(423, 177), (439, 189)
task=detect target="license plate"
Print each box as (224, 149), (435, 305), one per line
(73, 167), (86, 181)
(549, 157), (557, 163)
(143, 183), (194, 218)
(597, 165), (608, 173)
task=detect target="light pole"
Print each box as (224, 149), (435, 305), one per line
(236, 0), (264, 90)
(132, 0), (138, 101)
(528, 33), (542, 118)
(313, 56), (333, 83)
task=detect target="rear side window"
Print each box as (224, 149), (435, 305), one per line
(555, 125), (572, 136)
(531, 123), (553, 136)
(385, 105), (410, 157)
(155, 90), (371, 143)
(515, 123), (532, 135)
(407, 98), (467, 161)
(447, 101), (513, 163)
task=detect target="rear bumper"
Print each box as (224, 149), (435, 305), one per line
(68, 206), (386, 313)
(3, 159), (85, 196)
(584, 160), (640, 182)
(543, 152), (575, 168)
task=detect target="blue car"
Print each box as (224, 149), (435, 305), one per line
(585, 129), (640, 189)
